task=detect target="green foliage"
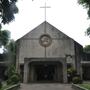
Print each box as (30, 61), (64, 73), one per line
(78, 0), (90, 36)
(80, 84), (90, 89)
(67, 67), (77, 83)
(67, 67), (82, 83)
(7, 74), (20, 85)
(7, 40), (16, 53)
(5, 40), (16, 65)
(0, 29), (10, 47)
(0, 31), (16, 64)
(72, 76), (82, 84)
(0, 81), (2, 89)
(7, 65), (16, 77)
(78, 0), (90, 18)
(84, 45), (90, 52)
(67, 67), (77, 76)
(86, 27), (90, 36)
(78, 0), (90, 8)
(6, 65), (20, 85)
(0, 0), (18, 24)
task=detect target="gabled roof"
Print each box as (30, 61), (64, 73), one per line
(16, 21), (82, 47)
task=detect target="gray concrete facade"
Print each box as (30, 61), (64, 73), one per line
(16, 21), (82, 83)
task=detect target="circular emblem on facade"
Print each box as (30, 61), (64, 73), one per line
(39, 34), (52, 47)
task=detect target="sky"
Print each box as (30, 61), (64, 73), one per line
(2, 0), (90, 47)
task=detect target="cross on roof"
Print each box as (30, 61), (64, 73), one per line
(40, 3), (51, 21)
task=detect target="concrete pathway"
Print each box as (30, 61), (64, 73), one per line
(19, 83), (74, 90)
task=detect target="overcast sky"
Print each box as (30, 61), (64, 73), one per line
(3, 0), (90, 47)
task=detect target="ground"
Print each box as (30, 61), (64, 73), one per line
(19, 83), (74, 90)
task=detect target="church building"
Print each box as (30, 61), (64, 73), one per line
(16, 21), (83, 83)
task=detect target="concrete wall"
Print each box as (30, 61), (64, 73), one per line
(74, 42), (83, 76)
(16, 21), (75, 64)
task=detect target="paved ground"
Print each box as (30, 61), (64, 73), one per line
(19, 83), (74, 90)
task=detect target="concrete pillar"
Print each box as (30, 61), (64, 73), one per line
(54, 66), (57, 81)
(76, 56), (82, 80)
(62, 60), (68, 83)
(24, 62), (29, 83)
(57, 64), (63, 82)
(72, 55), (76, 69)
(30, 65), (35, 82)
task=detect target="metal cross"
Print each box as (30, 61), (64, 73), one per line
(40, 3), (51, 21)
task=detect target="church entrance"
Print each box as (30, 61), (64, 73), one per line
(35, 64), (55, 82)
(28, 61), (63, 83)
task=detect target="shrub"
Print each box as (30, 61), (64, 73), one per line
(67, 68), (77, 76)
(67, 67), (77, 83)
(6, 65), (20, 85)
(72, 76), (82, 84)
(7, 73), (20, 85)
(0, 80), (2, 89)
(6, 65), (16, 78)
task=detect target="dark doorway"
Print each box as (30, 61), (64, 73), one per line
(29, 61), (63, 83)
(35, 64), (56, 82)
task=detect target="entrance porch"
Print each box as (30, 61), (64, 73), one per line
(23, 58), (67, 83)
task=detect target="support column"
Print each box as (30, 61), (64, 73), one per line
(72, 55), (76, 69)
(62, 60), (68, 83)
(24, 62), (29, 83)
(57, 64), (63, 82)
(54, 66), (57, 81)
(30, 65), (35, 82)
(76, 56), (82, 80)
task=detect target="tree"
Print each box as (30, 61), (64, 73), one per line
(85, 26), (90, 37)
(78, 0), (90, 18)
(0, 29), (10, 62)
(78, 0), (90, 36)
(0, 0), (18, 24)
(83, 45), (90, 53)
(6, 39), (16, 65)
(0, 29), (10, 47)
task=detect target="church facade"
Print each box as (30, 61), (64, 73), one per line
(16, 21), (82, 83)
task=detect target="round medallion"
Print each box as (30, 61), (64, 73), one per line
(39, 34), (52, 47)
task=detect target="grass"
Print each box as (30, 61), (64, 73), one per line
(1, 82), (20, 90)
(1, 85), (11, 90)
(79, 83), (90, 90)
(0, 81), (12, 90)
